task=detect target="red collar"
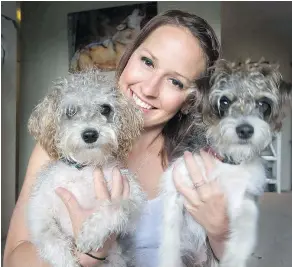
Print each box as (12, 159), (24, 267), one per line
(203, 147), (224, 161)
(203, 147), (239, 165)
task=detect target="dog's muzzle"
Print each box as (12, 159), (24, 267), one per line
(82, 129), (99, 143)
(236, 123), (254, 139)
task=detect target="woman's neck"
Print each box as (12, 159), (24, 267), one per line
(130, 127), (164, 156)
(127, 127), (166, 199)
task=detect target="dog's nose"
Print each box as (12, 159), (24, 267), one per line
(82, 129), (99, 143)
(236, 124), (254, 139)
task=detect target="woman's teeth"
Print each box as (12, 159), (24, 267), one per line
(133, 93), (153, 110)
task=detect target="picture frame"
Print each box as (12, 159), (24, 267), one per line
(68, 2), (157, 72)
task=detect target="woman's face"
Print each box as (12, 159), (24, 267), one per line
(118, 25), (206, 130)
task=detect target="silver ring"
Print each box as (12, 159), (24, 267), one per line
(193, 180), (206, 190)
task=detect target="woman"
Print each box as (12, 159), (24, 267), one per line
(4, 10), (228, 267)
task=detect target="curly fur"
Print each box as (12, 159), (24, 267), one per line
(28, 71), (143, 163)
(159, 59), (292, 267)
(28, 87), (61, 159)
(27, 70), (146, 267)
(204, 59), (286, 131)
(114, 90), (144, 165)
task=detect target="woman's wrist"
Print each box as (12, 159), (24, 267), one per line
(207, 232), (228, 261)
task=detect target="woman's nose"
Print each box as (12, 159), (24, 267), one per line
(141, 73), (161, 98)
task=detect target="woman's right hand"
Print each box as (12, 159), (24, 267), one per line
(55, 167), (130, 266)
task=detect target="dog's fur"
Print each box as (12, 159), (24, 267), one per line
(159, 59), (292, 267)
(27, 71), (145, 267)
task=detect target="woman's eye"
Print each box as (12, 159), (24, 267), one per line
(141, 56), (154, 68)
(170, 78), (184, 89)
(66, 106), (78, 118)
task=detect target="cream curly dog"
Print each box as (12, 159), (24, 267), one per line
(27, 71), (145, 267)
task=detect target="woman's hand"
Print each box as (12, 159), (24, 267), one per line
(55, 167), (129, 266)
(173, 150), (230, 258)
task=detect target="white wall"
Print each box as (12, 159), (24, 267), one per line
(18, 2), (221, 188)
(222, 2), (292, 191)
(1, 1), (17, 237)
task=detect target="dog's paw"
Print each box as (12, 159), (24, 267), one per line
(76, 199), (139, 253)
(76, 232), (106, 253)
(76, 235), (106, 253)
(76, 209), (113, 253)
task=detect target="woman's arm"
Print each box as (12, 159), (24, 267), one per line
(3, 144), (106, 267)
(5, 240), (106, 267)
(5, 241), (51, 267)
(3, 143), (52, 266)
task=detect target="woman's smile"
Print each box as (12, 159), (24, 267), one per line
(128, 88), (157, 113)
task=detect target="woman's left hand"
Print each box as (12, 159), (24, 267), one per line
(173, 150), (230, 242)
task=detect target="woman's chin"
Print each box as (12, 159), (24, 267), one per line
(143, 115), (169, 130)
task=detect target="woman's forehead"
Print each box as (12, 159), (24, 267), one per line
(138, 25), (206, 80)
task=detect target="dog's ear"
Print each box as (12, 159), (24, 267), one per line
(279, 80), (292, 107)
(272, 80), (292, 131)
(114, 91), (143, 163)
(28, 87), (62, 159)
(258, 62), (282, 89)
(186, 76), (215, 126)
(210, 59), (233, 85)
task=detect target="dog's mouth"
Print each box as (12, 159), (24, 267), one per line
(237, 139), (251, 145)
(69, 145), (109, 165)
(85, 144), (98, 149)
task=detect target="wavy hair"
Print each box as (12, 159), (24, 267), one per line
(116, 10), (221, 165)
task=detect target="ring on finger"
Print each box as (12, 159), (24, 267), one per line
(193, 180), (206, 190)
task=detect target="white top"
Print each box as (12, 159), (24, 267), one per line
(120, 197), (163, 267)
(119, 197), (208, 266)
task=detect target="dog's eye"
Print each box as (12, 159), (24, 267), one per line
(100, 104), (112, 116)
(66, 106), (78, 118)
(257, 98), (271, 117)
(219, 96), (231, 111)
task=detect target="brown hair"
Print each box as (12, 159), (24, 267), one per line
(116, 10), (220, 166)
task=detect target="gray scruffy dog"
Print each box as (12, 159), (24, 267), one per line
(27, 71), (145, 267)
(159, 59), (292, 267)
